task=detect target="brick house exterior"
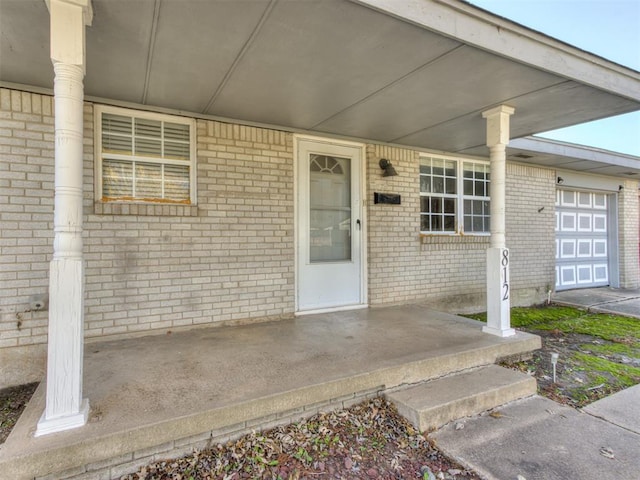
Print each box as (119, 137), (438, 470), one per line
(2, 87), (638, 388)
(1, 0), (640, 442)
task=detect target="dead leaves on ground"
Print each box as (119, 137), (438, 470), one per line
(122, 397), (479, 480)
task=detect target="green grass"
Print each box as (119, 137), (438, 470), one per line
(572, 352), (640, 388)
(581, 342), (639, 357)
(468, 305), (640, 406)
(468, 305), (640, 344)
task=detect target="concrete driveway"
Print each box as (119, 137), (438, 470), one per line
(553, 287), (640, 318)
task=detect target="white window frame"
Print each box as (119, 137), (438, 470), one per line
(94, 105), (197, 205)
(419, 154), (490, 236)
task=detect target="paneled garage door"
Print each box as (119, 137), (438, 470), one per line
(555, 189), (609, 291)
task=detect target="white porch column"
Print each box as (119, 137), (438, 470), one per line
(36, 0), (93, 437)
(482, 105), (516, 338)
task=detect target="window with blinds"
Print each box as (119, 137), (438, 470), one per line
(96, 107), (195, 204)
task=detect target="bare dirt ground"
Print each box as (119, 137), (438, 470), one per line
(0, 382), (37, 444)
(504, 328), (640, 408)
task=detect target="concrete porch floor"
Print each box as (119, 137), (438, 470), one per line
(0, 304), (540, 479)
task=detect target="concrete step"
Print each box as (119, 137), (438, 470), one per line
(387, 365), (536, 432)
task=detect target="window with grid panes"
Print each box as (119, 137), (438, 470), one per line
(420, 156), (490, 234)
(96, 106), (195, 204)
(462, 161), (490, 233)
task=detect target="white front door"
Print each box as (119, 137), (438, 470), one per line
(296, 137), (365, 312)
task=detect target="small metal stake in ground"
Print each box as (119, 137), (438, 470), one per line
(551, 353), (559, 383)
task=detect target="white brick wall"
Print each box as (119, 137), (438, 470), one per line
(0, 90), (54, 354)
(0, 90), (54, 387)
(617, 179), (640, 288)
(367, 145), (488, 309)
(366, 146), (556, 310)
(81, 117), (296, 340)
(1, 89), (296, 387)
(506, 163), (556, 304)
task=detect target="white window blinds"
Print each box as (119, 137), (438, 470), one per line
(99, 110), (193, 203)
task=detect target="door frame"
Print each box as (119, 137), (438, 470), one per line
(293, 134), (368, 314)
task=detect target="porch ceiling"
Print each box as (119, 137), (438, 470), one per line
(1, 0), (639, 157)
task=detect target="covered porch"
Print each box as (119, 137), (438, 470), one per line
(1, 0), (638, 464)
(0, 305), (539, 479)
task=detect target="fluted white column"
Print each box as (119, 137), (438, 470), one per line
(482, 105), (516, 338)
(37, 0), (92, 437)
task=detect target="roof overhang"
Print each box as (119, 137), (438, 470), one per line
(1, 0), (639, 157)
(507, 137), (640, 178)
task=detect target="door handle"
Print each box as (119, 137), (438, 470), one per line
(356, 219), (361, 230)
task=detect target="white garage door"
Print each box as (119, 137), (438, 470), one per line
(555, 189), (609, 291)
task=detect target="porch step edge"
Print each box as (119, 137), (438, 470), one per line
(386, 365), (536, 432)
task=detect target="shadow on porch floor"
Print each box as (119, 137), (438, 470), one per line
(0, 304), (540, 479)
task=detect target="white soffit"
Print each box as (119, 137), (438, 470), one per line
(357, 0), (640, 100)
(0, 0), (639, 154)
(506, 137), (640, 178)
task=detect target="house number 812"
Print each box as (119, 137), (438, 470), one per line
(501, 249), (509, 301)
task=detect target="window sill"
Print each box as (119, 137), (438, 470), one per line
(94, 202), (198, 217)
(420, 233), (490, 245)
